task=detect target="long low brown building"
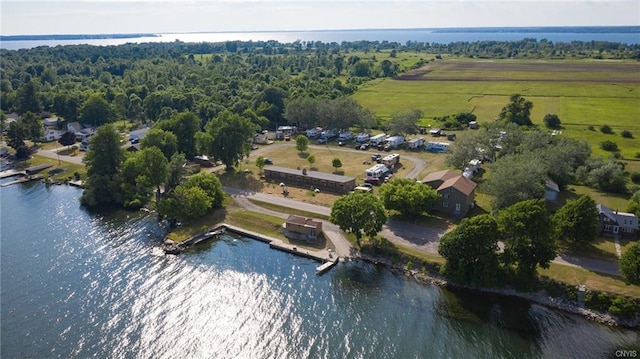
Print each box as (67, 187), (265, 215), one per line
(264, 165), (356, 194)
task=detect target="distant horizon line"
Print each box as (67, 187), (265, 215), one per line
(2, 25), (639, 39)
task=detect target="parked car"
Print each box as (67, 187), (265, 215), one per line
(371, 153), (382, 162)
(338, 141), (347, 146)
(359, 143), (370, 150)
(264, 158), (273, 165)
(130, 136), (139, 144)
(317, 137), (328, 144)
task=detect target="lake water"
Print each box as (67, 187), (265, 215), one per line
(1, 178), (638, 358)
(2, 29), (639, 50)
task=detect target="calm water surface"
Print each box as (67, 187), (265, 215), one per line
(1, 181), (638, 358)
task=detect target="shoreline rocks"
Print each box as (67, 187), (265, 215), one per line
(354, 252), (639, 329)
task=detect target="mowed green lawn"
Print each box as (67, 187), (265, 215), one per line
(352, 59), (640, 158)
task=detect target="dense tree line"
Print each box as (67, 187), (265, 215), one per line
(2, 38), (637, 132)
(439, 195), (600, 288)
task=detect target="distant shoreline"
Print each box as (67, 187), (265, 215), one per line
(1, 26), (638, 42)
(0, 33), (160, 41)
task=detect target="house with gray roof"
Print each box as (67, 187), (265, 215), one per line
(597, 204), (638, 239)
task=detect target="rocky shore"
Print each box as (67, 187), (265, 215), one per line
(355, 252), (640, 329)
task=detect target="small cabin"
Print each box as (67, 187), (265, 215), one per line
(284, 215), (323, 241)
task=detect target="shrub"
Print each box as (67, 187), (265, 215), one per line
(631, 172), (640, 185)
(636, 152), (640, 159)
(588, 125), (595, 131)
(543, 114), (561, 128)
(621, 130), (633, 138)
(608, 296), (640, 318)
(600, 124), (613, 134)
(600, 140), (618, 152)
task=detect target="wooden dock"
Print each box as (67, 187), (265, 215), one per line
(0, 169), (23, 179)
(1, 175), (43, 187)
(162, 224), (339, 274)
(164, 227), (226, 254)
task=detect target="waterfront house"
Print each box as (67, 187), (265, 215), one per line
(597, 204), (638, 239)
(423, 170), (476, 217)
(284, 215), (323, 241)
(422, 169), (459, 190)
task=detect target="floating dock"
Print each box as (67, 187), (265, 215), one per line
(316, 260), (338, 275)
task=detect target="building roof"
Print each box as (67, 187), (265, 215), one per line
(438, 175), (477, 196)
(265, 165), (355, 183)
(422, 169), (459, 184)
(545, 179), (560, 193)
(597, 204), (638, 230)
(286, 215), (322, 229)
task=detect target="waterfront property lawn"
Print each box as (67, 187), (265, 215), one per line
(23, 155), (86, 181)
(539, 263), (640, 298)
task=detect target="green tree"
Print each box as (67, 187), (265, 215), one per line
(81, 124), (125, 206)
(332, 158), (342, 172)
(141, 128), (178, 160)
(6, 121), (28, 149)
(296, 135), (309, 153)
(79, 93), (115, 127)
(255, 156), (266, 173)
(158, 186), (212, 222)
(182, 172), (225, 209)
(379, 59), (398, 77)
(484, 153), (547, 209)
(438, 214), (501, 285)
(307, 154), (316, 168)
(553, 195), (599, 247)
(445, 129), (492, 170)
(15, 80), (42, 114)
(543, 114), (561, 128)
(156, 112), (201, 160)
(58, 131), (77, 149)
(627, 190), (640, 217)
(378, 178), (439, 216)
(165, 153), (186, 195)
(498, 199), (557, 283)
(330, 192), (388, 245)
(21, 111), (43, 142)
(499, 94), (533, 126)
(136, 147), (169, 202)
(158, 172), (224, 221)
(387, 109), (422, 136)
(620, 242), (640, 285)
(197, 110), (257, 170)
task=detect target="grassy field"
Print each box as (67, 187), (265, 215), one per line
(352, 58), (640, 158)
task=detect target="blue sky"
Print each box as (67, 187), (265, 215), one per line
(1, 0), (638, 35)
